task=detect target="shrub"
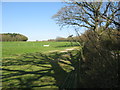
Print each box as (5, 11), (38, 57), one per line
(77, 28), (119, 88)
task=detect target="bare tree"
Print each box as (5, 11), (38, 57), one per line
(52, 1), (120, 58)
(52, 1), (120, 31)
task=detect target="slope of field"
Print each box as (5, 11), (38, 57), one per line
(2, 41), (78, 58)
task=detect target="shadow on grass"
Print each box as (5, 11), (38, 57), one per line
(55, 43), (79, 48)
(2, 50), (84, 89)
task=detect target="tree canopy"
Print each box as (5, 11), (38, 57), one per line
(53, 1), (120, 31)
(0, 33), (28, 41)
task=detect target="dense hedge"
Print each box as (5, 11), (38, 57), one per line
(0, 33), (28, 41)
(76, 28), (119, 88)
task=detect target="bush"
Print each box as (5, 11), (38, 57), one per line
(77, 28), (119, 88)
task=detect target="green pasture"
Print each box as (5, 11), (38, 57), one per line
(2, 50), (77, 89)
(2, 41), (79, 89)
(2, 41), (78, 58)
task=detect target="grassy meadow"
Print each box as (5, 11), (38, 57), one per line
(2, 41), (79, 89)
(2, 41), (78, 58)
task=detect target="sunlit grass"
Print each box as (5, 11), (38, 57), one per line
(2, 41), (78, 58)
(2, 52), (74, 89)
(2, 41), (79, 89)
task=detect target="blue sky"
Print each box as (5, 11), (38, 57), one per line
(2, 2), (81, 41)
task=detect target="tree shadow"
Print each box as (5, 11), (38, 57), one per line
(55, 43), (79, 48)
(2, 47), (119, 89)
(2, 50), (84, 89)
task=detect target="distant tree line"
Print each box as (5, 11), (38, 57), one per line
(47, 36), (79, 42)
(0, 33), (28, 41)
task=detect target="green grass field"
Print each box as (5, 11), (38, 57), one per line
(2, 41), (78, 58)
(2, 41), (78, 89)
(2, 52), (75, 89)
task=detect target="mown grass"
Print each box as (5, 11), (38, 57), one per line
(2, 41), (78, 58)
(2, 52), (75, 89)
(2, 41), (79, 89)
